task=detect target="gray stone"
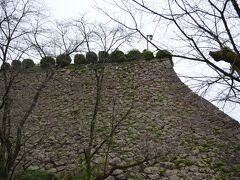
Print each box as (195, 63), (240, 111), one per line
(144, 166), (159, 174)
(165, 169), (179, 177)
(55, 160), (65, 166)
(115, 173), (126, 180)
(159, 162), (175, 169)
(28, 165), (39, 171)
(168, 174), (179, 180)
(44, 163), (53, 170)
(188, 165), (199, 172)
(109, 157), (122, 165)
(148, 174), (159, 180)
(94, 156), (104, 164)
(10, 60), (240, 180)
(56, 166), (65, 172)
(105, 176), (115, 180)
(48, 136), (55, 141)
(48, 168), (57, 173)
(192, 148), (200, 155)
(112, 169), (123, 176)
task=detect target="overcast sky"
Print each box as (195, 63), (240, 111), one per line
(43, 0), (240, 122)
(44, 0), (101, 20)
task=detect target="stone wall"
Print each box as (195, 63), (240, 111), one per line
(1, 59), (240, 179)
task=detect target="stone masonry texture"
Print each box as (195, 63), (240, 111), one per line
(1, 59), (240, 179)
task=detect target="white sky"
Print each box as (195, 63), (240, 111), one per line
(45, 0), (90, 18)
(43, 0), (240, 122)
(44, 0), (103, 21)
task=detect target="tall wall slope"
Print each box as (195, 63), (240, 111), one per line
(2, 59), (240, 179)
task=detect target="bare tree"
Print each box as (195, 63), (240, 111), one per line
(98, 0), (240, 107)
(67, 21), (149, 178)
(0, 1), (146, 179)
(72, 17), (135, 54)
(79, 64), (150, 180)
(0, 0), (56, 179)
(52, 16), (93, 56)
(28, 15), (92, 58)
(26, 12), (55, 59)
(72, 16), (95, 53)
(92, 23), (135, 52)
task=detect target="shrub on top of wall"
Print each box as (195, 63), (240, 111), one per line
(156, 50), (172, 59)
(11, 60), (22, 70)
(22, 59), (35, 69)
(126, 49), (142, 61)
(86, 51), (98, 64)
(40, 56), (55, 70)
(74, 54), (86, 65)
(142, 49), (154, 60)
(0, 62), (10, 71)
(98, 51), (110, 63)
(56, 54), (72, 68)
(110, 49), (126, 63)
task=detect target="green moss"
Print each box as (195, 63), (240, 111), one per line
(159, 167), (166, 176)
(168, 155), (177, 162)
(78, 154), (85, 162)
(202, 143), (212, 148)
(59, 172), (80, 180)
(110, 137), (118, 147)
(214, 162), (225, 168)
(174, 158), (194, 167)
(199, 147), (208, 153)
(157, 93), (167, 102)
(19, 170), (59, 180)
(211, 161), (229, 173)
(66, 64), (77, 70)
(232, 144), (240, 151)
(233, 164), (240, 172)
(182, 136), (223, 154)
(186, 107), (193, 113)
(204, 158), (213, 165)
(82, 81), (91, 87)
(96, 127), (105, 133)
(191, 136), (199, 146)
(159, 112), (165, 119)
(71, 106), (80, 114)
(63, 97), (69, 102)
(213, 128), (222, 135)
(216, 144), (226, 149)
(154, 131), (162, 138)
(180, 140), (187, 146)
